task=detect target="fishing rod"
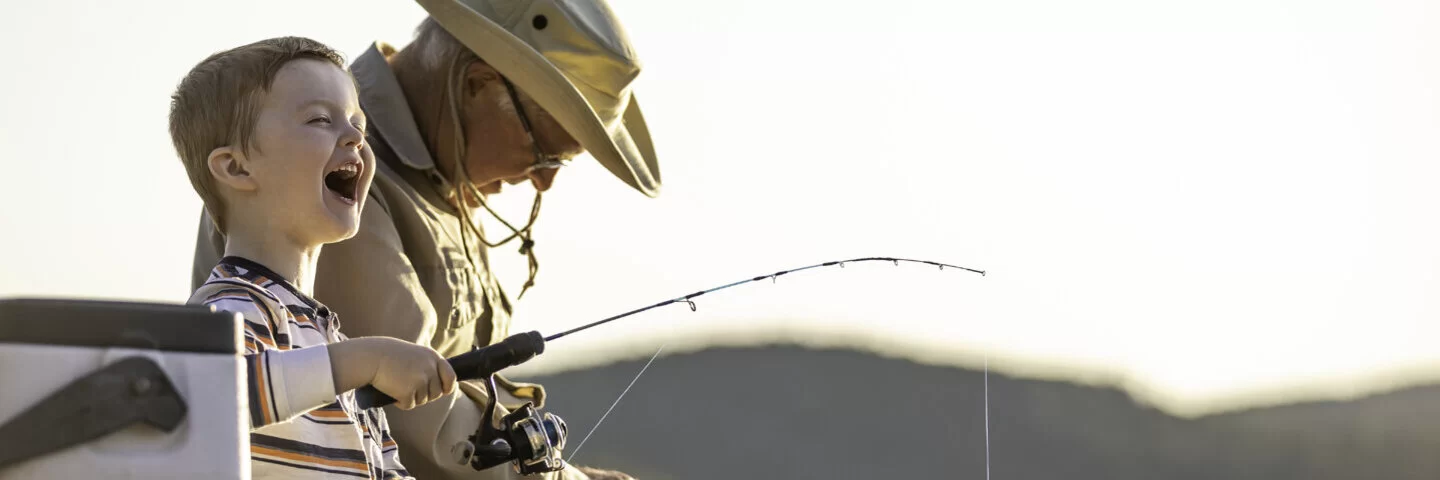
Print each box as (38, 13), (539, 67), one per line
(547, 256), (985, 342)
(352, 256), (985, 475)
(355, 256), (984, 406)
(356, 256), (984, 407)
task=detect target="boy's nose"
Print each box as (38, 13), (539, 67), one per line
(341, 124), (364, 149)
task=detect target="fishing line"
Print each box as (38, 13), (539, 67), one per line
(565, 343), (666, 464)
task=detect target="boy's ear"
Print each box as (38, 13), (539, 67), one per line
(207, 146), (258, 192)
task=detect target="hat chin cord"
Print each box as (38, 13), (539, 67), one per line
(443, 54), (543, 300)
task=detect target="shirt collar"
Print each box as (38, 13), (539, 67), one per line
(215, 256), (330, 316)
(352, 42), (436, 171)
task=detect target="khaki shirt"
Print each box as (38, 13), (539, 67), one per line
(192, 43), (585, 480)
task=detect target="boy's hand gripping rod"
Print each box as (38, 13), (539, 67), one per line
(354, 257), (984, 409)
(354, 332), (545, 409)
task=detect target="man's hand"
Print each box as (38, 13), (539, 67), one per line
(575, 466), (636, 480)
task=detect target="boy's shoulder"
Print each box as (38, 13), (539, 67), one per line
(190, 258), (338, 351)
(193, 261), (285, 301)
(189, 261), (291, 324)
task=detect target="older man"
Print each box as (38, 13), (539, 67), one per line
(191, 0), (659, 478)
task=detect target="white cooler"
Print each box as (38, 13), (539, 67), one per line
(0, 298), (247, 479)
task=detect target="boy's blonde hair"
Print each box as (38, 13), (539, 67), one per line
(168, 36), (348, 234)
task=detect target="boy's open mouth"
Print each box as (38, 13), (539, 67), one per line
(324, 162), (361, 203)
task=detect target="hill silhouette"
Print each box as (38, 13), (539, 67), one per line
(528, 345), (1440, 480)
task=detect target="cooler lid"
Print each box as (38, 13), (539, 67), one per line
(0, 298), (240, 354)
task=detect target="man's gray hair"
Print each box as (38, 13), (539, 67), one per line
(410, 17), (484, 77)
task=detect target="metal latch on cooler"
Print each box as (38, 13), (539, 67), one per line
(0, 356), (188, 469)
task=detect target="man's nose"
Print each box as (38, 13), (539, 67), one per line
(552, 139), (584, 161)
(529, 168), (559, 191)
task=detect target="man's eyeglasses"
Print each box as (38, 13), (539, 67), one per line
(502, 78), (569, 172)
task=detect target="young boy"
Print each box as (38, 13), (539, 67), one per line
(169, 36), (456, 479)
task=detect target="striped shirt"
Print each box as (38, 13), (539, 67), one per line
(195, 256), (411, 479)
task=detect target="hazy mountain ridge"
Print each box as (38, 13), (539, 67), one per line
(527, 345), (1440, 480)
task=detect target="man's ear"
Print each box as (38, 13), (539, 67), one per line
(207, 146), (258, 192)
(463, 61), (502, 100)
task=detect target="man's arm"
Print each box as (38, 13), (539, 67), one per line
(191, 203), (438, 348)
(310, 193), (437, 346)
(191, 205), (463, 474)
(190, 205), (606, 479)
(306, 193), (589, 480)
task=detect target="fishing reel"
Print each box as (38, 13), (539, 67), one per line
(351, 331), (567, 474)
(456, 375), (570, 476)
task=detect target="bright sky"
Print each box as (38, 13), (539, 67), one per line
(2, 0), (1438, 416)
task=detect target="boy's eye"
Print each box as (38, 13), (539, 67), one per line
(309, 115), (332, 125)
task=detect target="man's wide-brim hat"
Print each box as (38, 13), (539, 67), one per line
(416, 0), (659, 197)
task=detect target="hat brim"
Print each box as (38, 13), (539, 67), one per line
(417, 0), (660, 197)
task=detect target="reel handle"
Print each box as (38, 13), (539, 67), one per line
(354, 331), (546, 409)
